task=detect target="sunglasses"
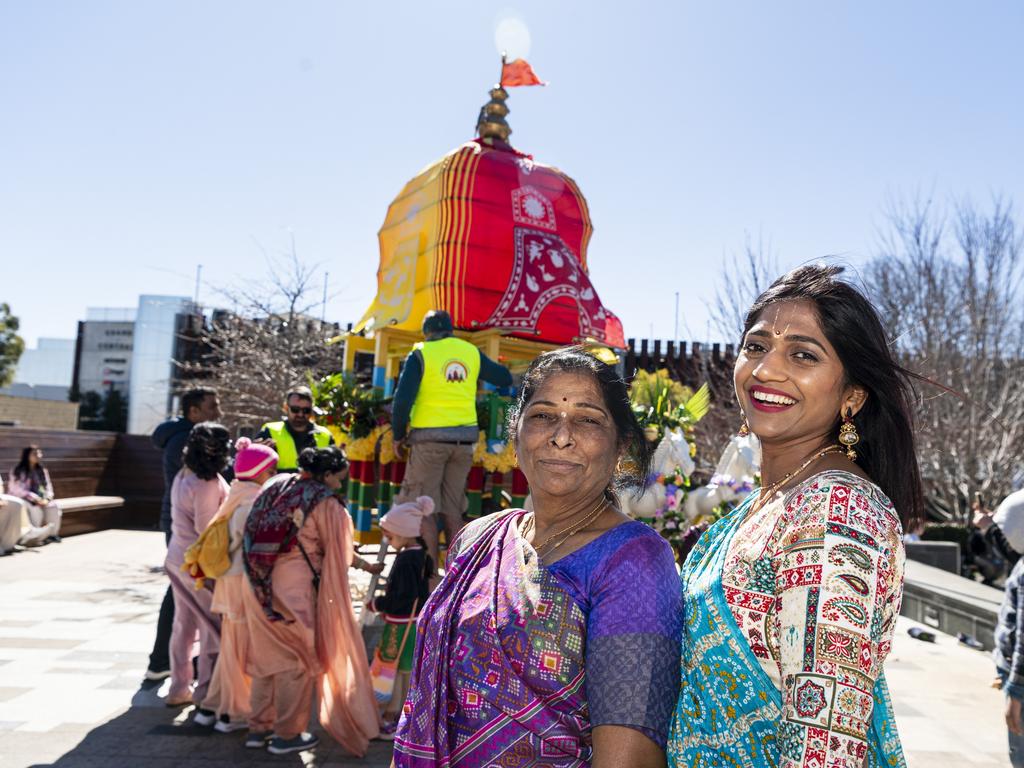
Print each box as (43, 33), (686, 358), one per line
(289, 406), (313, 415)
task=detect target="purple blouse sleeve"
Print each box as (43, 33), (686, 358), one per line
(581, 525), (683, 748)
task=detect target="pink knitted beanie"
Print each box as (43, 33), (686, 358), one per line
(234, 437), (278, 480)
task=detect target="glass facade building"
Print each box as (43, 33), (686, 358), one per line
(127, 295), (195, 435)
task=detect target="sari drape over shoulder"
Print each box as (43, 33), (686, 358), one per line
(242, 496), (379, 754)
(395, 509), (683, 768)
(668, 472), (906, 768)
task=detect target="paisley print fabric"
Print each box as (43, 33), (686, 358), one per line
(394, 509), (682, 767)
(669, 471), (906, 768)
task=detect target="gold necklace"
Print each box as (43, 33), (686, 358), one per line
(749, 444), (843, 516)
(537, 506), (607, 559)
(528, 495), (608, 554)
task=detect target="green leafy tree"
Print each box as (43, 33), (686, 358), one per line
(78, 388), (129, 432)
(78, 391), (103, 429)
(0, 303), (25, 387)
(101, 389), (129, 433)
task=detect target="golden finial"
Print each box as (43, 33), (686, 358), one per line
(476, 54), (512, 144)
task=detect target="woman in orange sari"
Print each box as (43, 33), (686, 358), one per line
(242, 446), (382, 755)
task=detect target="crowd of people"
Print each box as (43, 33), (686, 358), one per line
(130, 271), (920, 767)
(17, 270), (1024, 765)
(142, 387), (395, 755)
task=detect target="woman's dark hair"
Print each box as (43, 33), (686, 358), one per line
(183, 422), (232, 480)
(507, 345), (651, 498)
(298, 446), (349, 482)
(743, 263), (923, 529)
(13, 445), (42, 480)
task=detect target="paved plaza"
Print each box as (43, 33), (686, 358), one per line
(0, 529), (1011, 767)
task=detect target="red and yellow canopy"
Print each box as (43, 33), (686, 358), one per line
(356, 89), (624, 348)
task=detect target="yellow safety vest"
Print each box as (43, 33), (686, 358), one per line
(263, 421), (331, 470)
(409, 337), (481, 429)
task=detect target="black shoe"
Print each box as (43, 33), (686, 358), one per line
(267, 733), (319, 754)
(46, 535), (62, 543)
(245, 731), (272, 748)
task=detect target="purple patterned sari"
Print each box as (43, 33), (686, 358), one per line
(394, 509), (682, 767)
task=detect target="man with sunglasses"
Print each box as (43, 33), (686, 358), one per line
(257, 386), (334, 472)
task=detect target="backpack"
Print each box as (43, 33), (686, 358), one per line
(182, 515), (231, 588)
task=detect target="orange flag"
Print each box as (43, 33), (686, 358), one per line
(500, 58), (546, 87)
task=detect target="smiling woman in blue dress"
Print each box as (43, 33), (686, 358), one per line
(668, 264), (923, 768)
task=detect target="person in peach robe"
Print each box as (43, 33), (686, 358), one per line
(242, 446), (383, 756)
(200, 437), (279, 732)
(164, 422), (232, 714)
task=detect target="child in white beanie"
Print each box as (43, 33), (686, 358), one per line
(366, 495), (435, 736)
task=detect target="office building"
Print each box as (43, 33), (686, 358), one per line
(72, 308), (136, 398)
(127, 295), (196, 435)
(2, 337), (76, 401)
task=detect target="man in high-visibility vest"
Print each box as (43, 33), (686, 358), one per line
(257, 385), (334, 472)
(392, 310), (512, 575)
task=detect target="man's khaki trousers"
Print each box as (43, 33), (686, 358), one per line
(395, 441), (475, 574)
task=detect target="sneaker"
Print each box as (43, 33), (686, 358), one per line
(46, 535), (62, 543)
(241, 729), (270, 749)
(267, 732), (319, 754)
(193, 708), (217, 727)
(144, 668), (171, 682)
(214, 714), (248, 733)
(245, 731), (272, 749)
(375, 721), (398, 741)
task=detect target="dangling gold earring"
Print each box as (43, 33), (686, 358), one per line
(838, 408), (860, 460)
(738, 412), (750, 437)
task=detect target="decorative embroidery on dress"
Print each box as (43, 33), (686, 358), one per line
(668, 472), (907, 768)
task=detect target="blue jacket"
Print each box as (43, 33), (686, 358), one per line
(152, 416), (193, 533)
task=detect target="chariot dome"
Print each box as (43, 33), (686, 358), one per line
(355, 74), (624, 348)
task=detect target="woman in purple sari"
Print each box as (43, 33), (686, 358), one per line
(393, 346), (683, 768)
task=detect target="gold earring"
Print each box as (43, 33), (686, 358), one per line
(838, 408), (860, 460)
(738, 412), (750, 437)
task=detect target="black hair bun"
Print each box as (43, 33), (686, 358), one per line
(298, 446), (348, 476)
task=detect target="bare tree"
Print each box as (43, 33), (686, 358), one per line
(176, 251), (340, 431)
(707, 232), (780, 342)
(686, 234), (780, 474)
(865, 195), (1024, 520)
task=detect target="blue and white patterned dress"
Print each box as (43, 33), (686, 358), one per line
(668, 471), (906, 768)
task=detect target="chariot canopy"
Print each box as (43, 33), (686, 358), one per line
(355, 63), (624, 348)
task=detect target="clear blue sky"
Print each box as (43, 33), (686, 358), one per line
(3, 1), (1023, 348)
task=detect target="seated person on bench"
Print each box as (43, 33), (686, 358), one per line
(8, 445), (62, 545)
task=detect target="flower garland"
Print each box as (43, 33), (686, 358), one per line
(638, 468), (691, 540)
(343, 425), (383, 462)
(472, 431), (518, 473)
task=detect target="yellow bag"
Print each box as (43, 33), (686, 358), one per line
(181, 515), (231, 588)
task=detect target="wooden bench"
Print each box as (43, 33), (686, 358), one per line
(59, 495), (126, 513)
(58, 496), (126, 537)
(16, 495), (127, 538)
(0, 427), (163, 537)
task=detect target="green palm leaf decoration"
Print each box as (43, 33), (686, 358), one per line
(681, 383), (711, 424)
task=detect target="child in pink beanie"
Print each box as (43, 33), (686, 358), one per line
(200, 437), (278, 732)
(366, 496), (435, 735)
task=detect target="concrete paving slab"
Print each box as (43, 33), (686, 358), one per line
(0, 528), (1014, 766)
